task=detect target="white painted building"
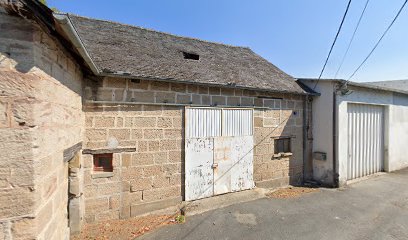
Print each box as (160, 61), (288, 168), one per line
(299, 79), (408, 186)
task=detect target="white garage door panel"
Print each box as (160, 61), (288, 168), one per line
(230, 136), (254, 192)
(213, 136), (254, 195)
(185, 138), (214, 201)
(213, 137), (232, 195)
(347, 104), (384, 180)
(185, 108), (254, 201)
(186, 108), (222, 138)
(222, 109), (253, 136)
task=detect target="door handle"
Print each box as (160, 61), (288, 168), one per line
(212, 163), (219, 169)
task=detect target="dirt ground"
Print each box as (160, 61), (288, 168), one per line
(72, 187), (318, 239)
(72, 214), (183, 240)
(266, 186), (319, 199)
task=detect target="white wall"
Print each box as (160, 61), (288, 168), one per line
(388, 94), (408, 171)
(302, 81), (335, 185)
(301, 80), (408, 186)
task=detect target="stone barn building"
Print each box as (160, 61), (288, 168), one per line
(0, 0), (314, 239)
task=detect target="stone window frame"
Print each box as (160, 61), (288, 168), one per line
(272, 136), (294, 158)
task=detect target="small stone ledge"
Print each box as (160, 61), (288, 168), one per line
(91, 172), (114, 179)
(272, 152), (293, 160)
(270, 135), (296, 139)
(82, 148), (136, 155)
(63, 142), (83, 162)
(282, 152), (293, 157)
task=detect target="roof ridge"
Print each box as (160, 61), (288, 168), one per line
(64, 13), (251, 50)
(296, 78), (347, 81)
(367, 79), (408, 83)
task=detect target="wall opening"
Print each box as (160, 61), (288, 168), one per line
(182, 52), (200, 60)
(93, 153), (113, 172)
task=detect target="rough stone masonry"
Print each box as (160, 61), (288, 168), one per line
(81, 77), (306, 223)
(0, 6), (84, 239)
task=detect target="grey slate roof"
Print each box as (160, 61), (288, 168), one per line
(67, 14), (306, 94)
(366, 80), (408, 91)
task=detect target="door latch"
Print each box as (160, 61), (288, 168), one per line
(212, 163), (219, 169)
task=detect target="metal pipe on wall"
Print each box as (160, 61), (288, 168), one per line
(332, 90), (339, 187)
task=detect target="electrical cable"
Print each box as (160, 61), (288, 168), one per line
(313, 0), (353, 90)
(334, 0), (370, 79)
(347, 0), (408, 81)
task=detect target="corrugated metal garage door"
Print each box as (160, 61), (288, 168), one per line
(347, 103), (384, 180)
(185, 108), (254, 201)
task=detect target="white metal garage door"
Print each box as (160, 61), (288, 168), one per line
(185, 108), (254, 201)
(347, 103), (384, 180)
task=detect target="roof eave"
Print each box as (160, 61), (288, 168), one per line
(348, 81), (408, 96)
(298, 78), (408, 96)
(53, 13), (101, 75)
(295, 80), (321, 96)
(99, 71), (309, 96)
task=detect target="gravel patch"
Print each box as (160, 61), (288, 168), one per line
(266, 186), (319, 199)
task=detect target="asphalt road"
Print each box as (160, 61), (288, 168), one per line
(138, 168), (408, 240)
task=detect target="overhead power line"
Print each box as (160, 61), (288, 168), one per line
(334, 0), (370, 79)
(347, 0), (408, 81)
(313, 0), (353, 90)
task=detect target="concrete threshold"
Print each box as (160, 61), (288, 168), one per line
(132, 188), (269, 219)
(346, 172), (387, 186)
(181, 188), (268, 217)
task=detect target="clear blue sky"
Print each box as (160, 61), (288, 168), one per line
(48, 0), (408, 82)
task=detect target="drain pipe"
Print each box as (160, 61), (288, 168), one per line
(332, 89), (339, 187)
(302, 95), (307, 183)
(302, 95), (313, 183)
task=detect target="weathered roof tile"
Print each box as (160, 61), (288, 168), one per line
(68, 14), (306, 94)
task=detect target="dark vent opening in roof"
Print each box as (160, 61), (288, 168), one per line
(183, 52), (199, 60)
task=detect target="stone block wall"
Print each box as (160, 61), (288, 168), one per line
(82, 104), (183, 223)
(0, 10), (84, 240)
(83, 77), (305, 222)
(253, 103), (304, 188)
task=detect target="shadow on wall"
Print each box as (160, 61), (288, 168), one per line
(392, 93), (408, 107)
(0, 13), (83, 96)
(252, 101), (306, 189)
(0, 12), (85, 155)
(0, 11), (86, 239)
(275, 107), (304, 187)
(0, 13), (36, 74)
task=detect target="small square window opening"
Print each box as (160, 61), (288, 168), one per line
(130, 79), (141, 84)
(93, 154), (113, 172)
(182, 52), (199, 60)
(274, 138), (291, 154)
